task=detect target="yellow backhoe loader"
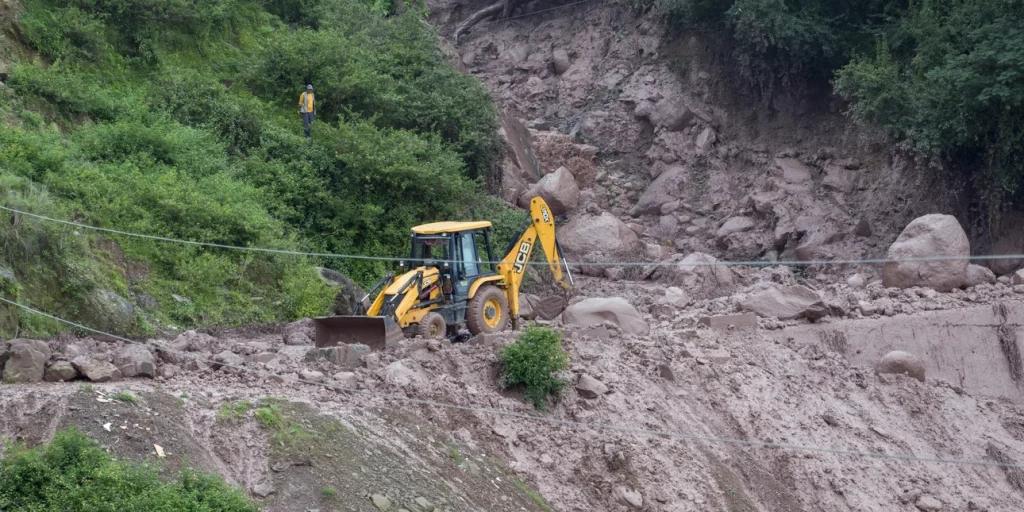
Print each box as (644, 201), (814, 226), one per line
(313, 196), (573, 348)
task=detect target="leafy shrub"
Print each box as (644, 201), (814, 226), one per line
(499, 326), (569, 410)
(18, 4), (109, 62)
(0, 428), (258, 511)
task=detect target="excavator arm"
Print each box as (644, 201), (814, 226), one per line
(496, 197), (573, 325)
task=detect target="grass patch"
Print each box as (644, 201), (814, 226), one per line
(514, 478), (552, 512)
(216, 401), (252, 422)
(253, 401), (322, 455)
(320, 486), (338, 501)
(0, 427), (257, 511)
(499, 326), (569, 410)
(111, 392), (137, 404)
(78, 384), (95, 393)
(446, 444), (464, 465)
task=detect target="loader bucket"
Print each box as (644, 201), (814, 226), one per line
(312, 315), (404, 351)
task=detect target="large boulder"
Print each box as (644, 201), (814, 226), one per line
(72, 357), (122, 383)
(282, 318), (314, 346)
(82, 289), (136, 334)
(522, 294), (566, 321)
(964, 264), (997, 288)
(559, 213), (640, 256)
(314, 267), (367, 315)
(631, 165), (686, 216)
(716, 216), (756, 243)
(44, 361), (79, 382)
(655, 252), (736, 299)
(114, 345), (156, 378)
(875, 351), (925, 382)
(551, 48), (571, 75)
(562, 297), (649, 335)
(740, 285), (826, 320)
(2, 339), (52, 383)
(882, 214), (970, 291)
(518, 166), (580, 215)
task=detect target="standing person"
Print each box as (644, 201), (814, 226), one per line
(299, 84), (315, 139)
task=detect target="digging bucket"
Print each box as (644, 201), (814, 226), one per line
(312, 315), (403, 351)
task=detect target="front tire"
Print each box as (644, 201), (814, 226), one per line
(467, 285), (509, 335)
(418, 312), (447, 339)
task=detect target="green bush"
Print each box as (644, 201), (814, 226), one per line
(499, 326), (569, 410)
(0, 428), (258, 511)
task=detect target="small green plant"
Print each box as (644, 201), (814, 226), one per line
(446, 444), (464, 464)
(111, 392), (137, 404)
(514, 478), (553, 511)
(78, 384), (95, 393)
(254, 405), (284, 430)
(217, 401), (252, 422)
(499, 326), (569, 410)
(180, 393), (190, 399)
(321, 487), (339, 500)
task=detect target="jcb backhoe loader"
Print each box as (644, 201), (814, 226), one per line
(312, 197), (573, 348)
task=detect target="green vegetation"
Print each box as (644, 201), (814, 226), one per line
(656, 0), (1024, 223)
(446, 444), (465, 464)
(498, 326), (569, 410)
(252, 400), (337, 455)
(111, 391), (138, 404)
(514, 478), (553, 512)
(216, 400), (252, 422)
(320, 486), (339, 500)
(1, 0), (510, 337)
(0, 428), (258, 511)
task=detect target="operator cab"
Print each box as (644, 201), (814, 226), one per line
(403, 222), (499, 325)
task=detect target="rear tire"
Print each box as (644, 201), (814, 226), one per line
(467, 285), (509, 335)
(418, 312), (447, 339)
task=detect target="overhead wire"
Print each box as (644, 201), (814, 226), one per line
(2, 203), (1019, 268)
(1, 295), (1021, 470)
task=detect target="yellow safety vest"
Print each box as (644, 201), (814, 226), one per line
(299, 92), (315, 113)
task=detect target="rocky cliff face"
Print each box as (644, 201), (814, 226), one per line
(429, 1), (981, 285)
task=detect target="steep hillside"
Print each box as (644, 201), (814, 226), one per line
(0, 0), (521, 339)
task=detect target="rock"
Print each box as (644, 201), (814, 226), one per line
(114, 345), (156, 378)
(882, 214), (970, 292)
(916, 495), (943, 512)
(704, 348), (732, 364)
(698, 313), (757, 330)
(774, 158), (813, 185)
(716, 216), (756, 242)
(371, 494), (391, 511)
(346, 344), (371, 366)
(63, 342), (90, 359)
(576, 374), (608, 399)
(157, 364), (180, 379)
(847, 274), (867, 289)
(305, 346), (347, 364)
(213, 350), (245, 370)
(613, 486), (643, 510)
(2, 339), (52, 383)
(854, 217), (873, 237)
(0, 265), (13, 281)
(658, 364), (675, 381)
(333, 371), (357, 388)
(363, 352), (382, 370)
(414, 497), (435, 511)
(858, 301), (878, 316)
(695, 126), (717, 151)
(559, 213), (640, 256)
(315, 267), (368, 315)
(383, 361), (419, 387)
(634, 97), (693, 132)
(655, 252), (735, 299)
(632, 165), (685, 215)
(518, 167), (580, 215)
(72, 357), (122, 383)
(44, 361), (78, 382)
(562, 297), (650, 335)
(822, 164), (857, 193)
(552, 48), (571, 74)
(1013, 269), (1024, 286)
(252, 483), (274, 498)
(175, 330), (215, 352)
(964, 264), (997, 287)
(299, 369), (325, 383)
(876, 351), (925, 382)
(664, 286), (691, 307)
(283, 318), (314, 346)
(740, 284), (826, 320)
(82, 289), (136, 334)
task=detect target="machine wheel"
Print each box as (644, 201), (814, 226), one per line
(467, 285), (509, 335)
(418, 312), (447, 339)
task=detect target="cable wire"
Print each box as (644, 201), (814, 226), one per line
(1, 296), (1021, 470)
(3, 203), (1021, 268)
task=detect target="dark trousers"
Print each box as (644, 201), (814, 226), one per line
(302, 112), (315, 138)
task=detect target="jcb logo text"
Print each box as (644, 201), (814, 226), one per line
(514, 241), (531, 273)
